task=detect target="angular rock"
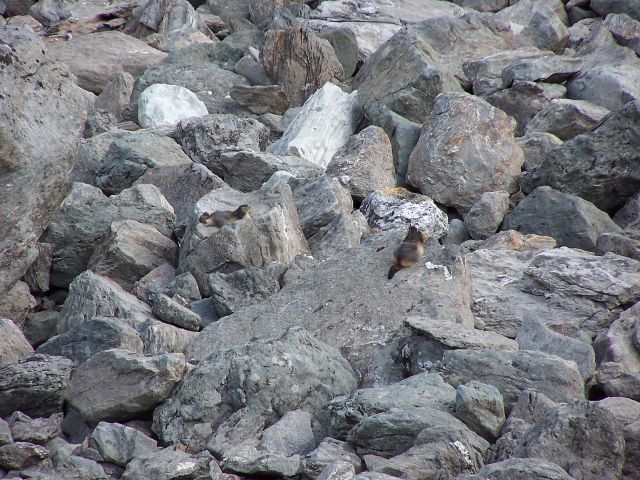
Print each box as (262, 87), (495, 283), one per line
(455, 381), (505, 442)
(74, 130), (131, 185)
(125, 0), (209, 39)
(501, 55), (582, 88)
(614, 192), (640, 229)
(23, 310), (59, 348)
(0, 27), (90, 294)
(8, 411), (61, 445)
(48, 31), (166, 94)
(208, 267), (280, 317)
(25, 242), (53, 294)
(503, 186), (622, 251)
(0, 281), (36, 328)
(316, 27), (358, 79)
(293, 176), (353, 238)
(407, 93), (523, 212)
(597, 227), (640, 261)
(169, 272), (201, 301)
(95, 132), (192, 195)
(37, 317), (145, 366)
(44, 183), (175, 288)
(308, 211), (369, 259)
(359, 188), (448, 238)
(147, 28), (216, 53)
(90, 421), (159, 466)
(95, 72), (135, 121)
(219, 150), (322, 193)
(464, 231), (558, 254)
(567, 65), (640, 112)
(444, 219), (471, 246)
(221, 445), (302, 477)
(138, 83), (209, 128)
(260, 409), (316, 456)
(437, 349), (584, 410)
(178, 114), (270, 176)
(188, 230), (473, 385)
(179, 184), (308, 294)
(67, 349), (186, 424)
(261, 27), (344, 107)
(603, 13), (640, 51)
(87, 220), (177, 292)
(0, 418), (11, 447)
(326, 126), (396, 202)
(0, 442), (49, 471)
(591, 0), (640, 23)
(487, 81), (566, 137)
(598, 396), (640, 478)
(154, 327), (357, 451)
(0, 354), (72, 417)
(122, 447), (217, 480)
(229, 85), (290, 115)
(0, 318), (34, 365)
(457, 458), (574, 480)
(151, 293), (201, 331)
(512, 401), (625, 480)
(465, 191), (510, 241)
(524, 99), (610, 141)
(303, 438), (362, 479)
(517, 132), (563, 171)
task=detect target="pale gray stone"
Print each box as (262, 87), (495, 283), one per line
(208, 267), (280, 317)
(90, 421), (159, 466)
(151, 293), (202, 331)
(455, 381), (505, 441)
(302, 438), (362, 480)
(293, 176), (353, 238)
(465, 191), (510, 240)
(0, 318), (34, 366)
(517, 132), (563, 171)
(457, 458), (573, 480)
(122, 447), (217, 480)
(138, 84), (209, 128)
(525, 98), (610, 140)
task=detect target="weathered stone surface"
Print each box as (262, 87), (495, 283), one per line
(44, 183), (175, 288)
(23, 311), (59, 348)
(37, 317), (145, 366)
(229, 85), (290, 115)
(465, 191), (510, 241)
(220, 445), (302, 477)
(151, 293), (201, 331)
(501, 55), (582, 88)
(455, 381), (505, 442)
(437, 349), (584, 410)
(0, 354), (72, 417)
(179, 184), (308, 295)
(178, 114), (270, 176)
(457, 458), (574, 480)
(597, 227), (640, 261)
(293, 176), (353, 238)
(503, 186), (621, 251)
(599, 396), (640, 478)
(154, 327), (357, 452)
(24, 242), (53, 294)
(138, 83), (209, 128)
(360, 188), (448, 238)
(303, 438), (362, 480)
(90, 421), (159, 466)
(0, 318), (34, 365)
(522, 100), (640, 213)
(0, 441), (49, 471)
(0, 418), (11, 447)
(74, 130), (131, 185)
(219, 150), (321, 192)
(208, 267), (280, 317)
(512, 401), (625, 480)
(525, 99), (611, 140)
(407, 93), (523, 212)
(487, 81), (566, 137)
(603, 12), (640, 51)
(268, 83), (363, 168)
(592, 0), (640, 23)
(188, 231), (472, 385)
(0, 281), (36, 328)
(261, 27), (344, 107)
(125, 0), (209, 39)
(517, 132), (563, 171)
(67, 349), (186, 424)
(95, 72), (134, 121)
(517, 315), (596, 380)
(147, 28), (216, 53)
(567, 65), (640, 112)
(326, 126), (396, 202)
(614, 192), (640, 229)
(8, 411), (61, 445)
(122, 447), (217, 480)
(0, 27), (90, 295)
(87, 220), (177, 292)
(308, 211), (369, 259)
(95, 132), (192, 195)
(48, 31), (166, 94)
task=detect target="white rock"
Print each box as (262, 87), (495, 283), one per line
(138, 84), (208, 128)
(267, 82), (363, 169)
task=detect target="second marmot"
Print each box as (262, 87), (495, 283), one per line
(387, 226), (428, 279)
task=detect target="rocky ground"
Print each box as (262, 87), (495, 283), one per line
(1, 0), (640, 479)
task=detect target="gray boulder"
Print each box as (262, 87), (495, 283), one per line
(521, 100), (640, 213)
(95, 132), (192, 195)
(500, 56), (581, 88)
(138, 83), (209, 128)
(407, 92), (523, 212)
(517, 132), (563, 171)
(8, 411), (61, 445)
(23, 311), (59, 349)
(503, 186), (621, 251)
(208, 266), (280, 317)
(74, 130), (130, 185)
(124, 0), (210, 39)
(43, 182), (175, 288)
(187, 231), (473, 385)
(0, 281), (35, 328)
(0, 27), (91, 295)
(308, 211), (369, 259)
(614, 192), (640, 229)
(24, 242), (53, 294)
(66, 348), (186, 424)
(90, 421), (159, 466)
(177, 114), (270, 177)
(457, 458), (573, 480)
(0, 418), (11, 447)
(122, 447), (218, 480)
(566, 65), (640, 112)
(525, 99), (611, 140)
(598, 396), (640, 479)
(597, 227), (640, 261)
(0, 318), (34, 366)
(0, 441), (49, 471)
(375, 110), (421, 183)
(151, 293), (202, 331)
(326, 126), (396, 202)
(437, 349), (584, 410)
(229, 85), (290, 115)
(512, 401), (625, 480)
(87, 220), (178, 292)
(153, 327), (357, 452)
(293, 176), (353, 238)
(455, 381), (505, 442)
(0, 354), (72, 417)
(465, 191), (510, 240)
(302, 438), (362, 479)
(94, 71), (134, 121)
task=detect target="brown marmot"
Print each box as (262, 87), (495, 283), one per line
(199, 204), (251, 227)
(387, 226), (428, 279)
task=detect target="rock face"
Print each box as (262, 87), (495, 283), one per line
(66, 348), (186, 424)
(153, 327), (357, 452)
(293, 176), (353, 238)
(0, 27), (90, 295)
(524, 98), (611, 140)
(90, 421), (159, 466)
(138, 83), (208, 128)
(465, 191), (510, 240)
(521, 100), (640, 213)
(0, 318), (34, 365)
(407, 93), (523, 213)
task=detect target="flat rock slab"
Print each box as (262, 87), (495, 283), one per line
(47, 31), (166, 94)
(188, 230), (473, 385)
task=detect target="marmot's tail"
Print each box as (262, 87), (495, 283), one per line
(388, 264), (401, 279)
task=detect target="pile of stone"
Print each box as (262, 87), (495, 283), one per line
(1, 0), (640, 479)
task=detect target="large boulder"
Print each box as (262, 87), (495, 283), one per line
(0, 26), (91, 294)
(124, 0), (210, 39)
(457, 458), (573, 480)
(407, 92), (523, 213)
(138, 84), (209, 128)
(122, 447), (217, 480)
(0, 318), (34, 366)
(567, 65), (640, 112)
(521, 100), (640, 213)
(90, 421), (159, 466)
(524, 98), (611, 140)
(153, 327), (357, 453)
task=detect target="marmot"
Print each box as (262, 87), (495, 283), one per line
(387, 226), (428, 279)
(199, 204), (251, 227)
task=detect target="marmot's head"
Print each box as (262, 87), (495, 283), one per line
(406, 226), (428, 244)
(199, 212), (211, 224)
(235, 204), (251, 218)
